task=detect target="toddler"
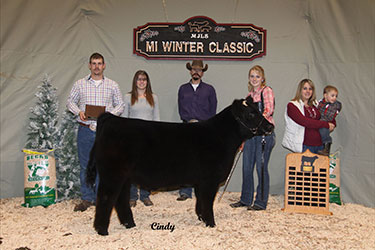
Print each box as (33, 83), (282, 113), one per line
(317, 85), (342, 156)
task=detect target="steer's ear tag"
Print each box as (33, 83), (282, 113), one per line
(242, 100), (248, 107)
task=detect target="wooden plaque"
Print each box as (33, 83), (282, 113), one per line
(282, 150), (332, 215)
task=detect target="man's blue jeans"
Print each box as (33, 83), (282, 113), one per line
(130, 185), (150, 201)
(77, 125), (98, 202)
(179, 187), (192, 198)
(240, 133), (275, 209)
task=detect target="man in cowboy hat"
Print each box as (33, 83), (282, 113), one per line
(176, 60), (217, 201)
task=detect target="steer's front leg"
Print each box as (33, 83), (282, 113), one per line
(199, 184), (218, 227)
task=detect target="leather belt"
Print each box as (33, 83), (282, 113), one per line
(79, 122), (97, 132)
(78, 122), (90, 128)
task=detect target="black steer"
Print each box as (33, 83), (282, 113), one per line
(87, 96), (274, 235)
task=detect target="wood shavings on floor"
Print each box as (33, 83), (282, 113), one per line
(1, 192), (374, 249)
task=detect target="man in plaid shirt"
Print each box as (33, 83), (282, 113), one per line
(67, 52), (124, 211)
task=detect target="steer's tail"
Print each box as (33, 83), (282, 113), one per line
(86, 143), (97, 189)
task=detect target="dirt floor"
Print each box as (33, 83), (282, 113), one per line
(1, 192), (374, 250)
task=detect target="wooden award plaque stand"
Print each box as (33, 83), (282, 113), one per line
(282, 150), (332, 215)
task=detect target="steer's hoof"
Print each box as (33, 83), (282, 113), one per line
(205, 222), (216, 228)
(124, 222), (136, 229)
(96, 227), (109, 236)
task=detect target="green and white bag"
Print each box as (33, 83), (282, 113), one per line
(22, 149), (57, 207)
(329, 153), (342, 205)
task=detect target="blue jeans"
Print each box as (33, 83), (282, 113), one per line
(179, 187), (193, 198)
(130, 185), (150, 201)
(319, 127), (332, 144)
(302, 144), (324, 154)
(77, 125), (98, 202)
(240, 133), (275, 209)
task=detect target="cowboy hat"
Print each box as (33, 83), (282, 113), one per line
(186, 60), (208, 72)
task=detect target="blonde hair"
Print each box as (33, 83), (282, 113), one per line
(248, 65), (266, 92)
(292, 79), (317, 107)
(323, 85), (338, 95)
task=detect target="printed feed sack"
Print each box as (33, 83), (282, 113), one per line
(329, 155), (342, 205)
(22, 149), (57, 207)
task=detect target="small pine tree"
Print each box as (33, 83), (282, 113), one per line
(25, 75), (59, 150)
(56, 110), (81, 201)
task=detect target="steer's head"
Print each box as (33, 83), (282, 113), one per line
(231, 96), (274, 138)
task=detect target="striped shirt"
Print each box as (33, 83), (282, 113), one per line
(67, 74), (124, 125)
(248, 86), (275, 125)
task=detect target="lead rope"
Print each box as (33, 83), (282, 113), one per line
(218, 148), (243, 202)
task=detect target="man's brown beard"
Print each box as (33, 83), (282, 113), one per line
(192, 74), (200, 80)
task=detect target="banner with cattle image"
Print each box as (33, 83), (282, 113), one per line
(22, 149), (57, 208)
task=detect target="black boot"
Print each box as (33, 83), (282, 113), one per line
(318, 143), (331, 156)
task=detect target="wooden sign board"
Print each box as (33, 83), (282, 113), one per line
(282, 150), (332, 215)
(134, 16), (266, 61)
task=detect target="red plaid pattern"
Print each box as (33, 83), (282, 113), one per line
(317, 99), (342, 122)
(248, 86), (275, 125)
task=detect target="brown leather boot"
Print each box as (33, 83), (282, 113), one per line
(74, 200), (95, 212)
(129, 200), (137, 207)
(318, 143), (331, 156)
(141, 198), (153, 206)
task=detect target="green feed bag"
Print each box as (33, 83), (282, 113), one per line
(329, 155), (342, 205)
(22, 149), (57, 207)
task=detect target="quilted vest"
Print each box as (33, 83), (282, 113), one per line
(282, 100), (305, 153)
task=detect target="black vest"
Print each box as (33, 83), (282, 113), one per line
(256, 86), (275, 115)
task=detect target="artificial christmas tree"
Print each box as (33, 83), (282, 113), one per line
(55, 110), (81, 201)
(25, 75), (59, 150)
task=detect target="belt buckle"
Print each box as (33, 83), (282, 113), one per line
(89, 123), (97, 132)
(188, 119), (199, 123)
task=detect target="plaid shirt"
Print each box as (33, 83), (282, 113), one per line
(67, 74), (124, 125)
(317, 99), (342, 122)
(248, 86), (275, 125)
